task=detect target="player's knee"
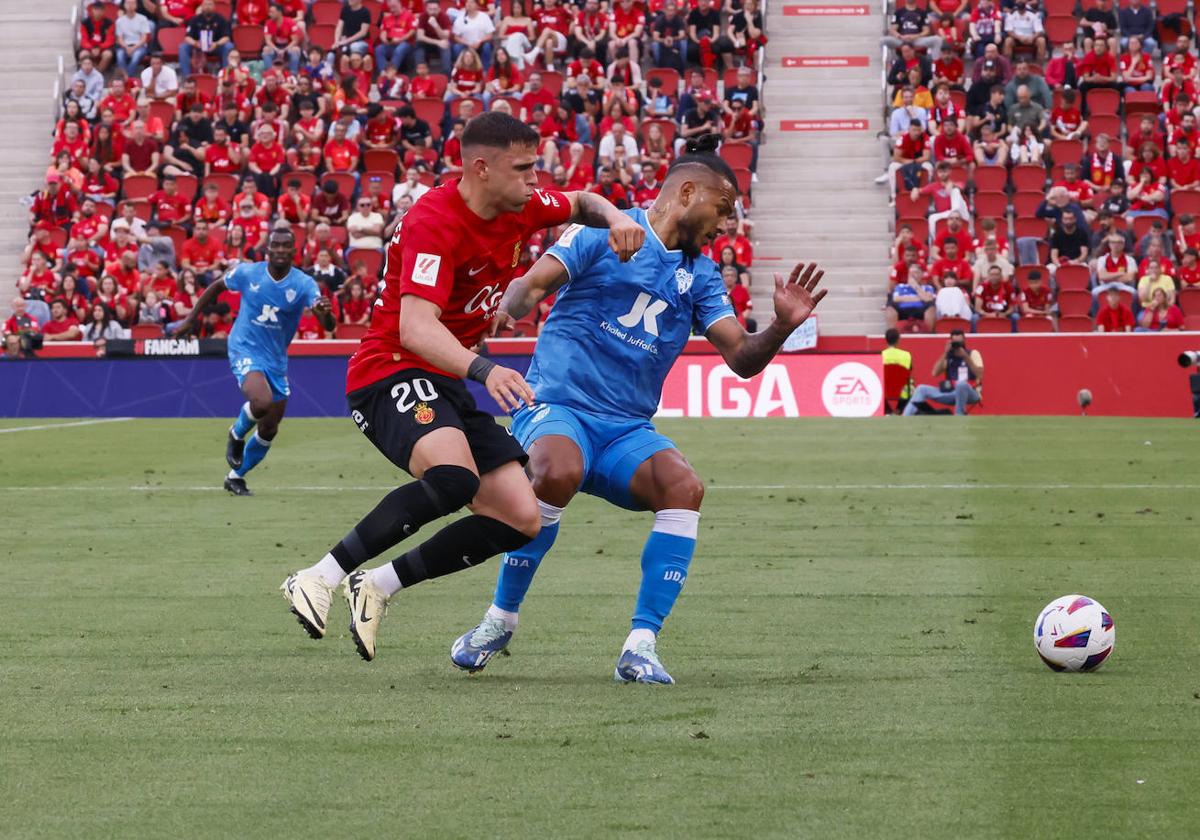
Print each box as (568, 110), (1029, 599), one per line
(504, 494), (542, 539)
(529, 461), (583, 506)
(421, 464), (481, 515)
(248, 395), (274, 418)
(659, 470), (705, 511)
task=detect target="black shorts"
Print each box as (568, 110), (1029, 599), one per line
(347, 368), (528, 476)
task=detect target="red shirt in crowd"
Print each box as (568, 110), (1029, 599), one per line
(1168, 156), (1200, 186)
(181, 237), (224, 273)
(1095, 302), (1135, 332)
(150, 189), (192, 224)
(323, 138), (360, 172)
(932, 132), (972, 162)
(346, 181), (571, 390)
(973, 280), (1016, 313)
(535, 3), (574, 36)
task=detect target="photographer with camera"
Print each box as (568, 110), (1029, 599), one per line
(2, 297), (44, 359)
(903, 328), (984, 415)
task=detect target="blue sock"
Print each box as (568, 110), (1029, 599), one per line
(231, 401), (256, 439)
(235, 431), (272, 477)
(631, 510), (700, 633)
(492, 500), (563, 612)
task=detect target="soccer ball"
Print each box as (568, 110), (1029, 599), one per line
(1033, 595), (1115, 672)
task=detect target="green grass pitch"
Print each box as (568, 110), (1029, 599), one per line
(1, 416), (1198, 838)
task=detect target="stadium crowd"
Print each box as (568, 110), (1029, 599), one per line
(879, 0), (1200, 333)
(6, 0), (764, 354)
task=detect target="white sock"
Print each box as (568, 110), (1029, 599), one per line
(367, 562), (403, 597)
(624, 628), (656, 651)
(227, 469), (239, 480)
(305, 553), (347, 588)
(486, 603), (519, 632)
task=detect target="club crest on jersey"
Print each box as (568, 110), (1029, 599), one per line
(413, 402), (435, 425)
(675, 267), (694, 295)
(285, 288), (297, 303)
(512, 240), (521, 267)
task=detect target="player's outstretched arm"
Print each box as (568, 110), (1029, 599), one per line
(564, 191), (645, 261)
(496, 252), (570, 328)
(400, 294), (534, 412)
(174, 276), (226, 338)
(707, 262), (827, 379)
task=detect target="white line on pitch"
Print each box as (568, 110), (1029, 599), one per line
(0, 418), (133, 434)
(0, 482), (1193, 493)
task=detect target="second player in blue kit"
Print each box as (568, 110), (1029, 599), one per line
(176, 228), (333, 496)
(451, 136), (828, 683)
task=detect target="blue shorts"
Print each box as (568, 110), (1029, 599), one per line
(510, 403), (676, 511)
(230, 354), (290, 402)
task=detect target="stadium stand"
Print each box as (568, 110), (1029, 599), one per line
(10, 0), (766, 348)
(878, 0), (1194, 333)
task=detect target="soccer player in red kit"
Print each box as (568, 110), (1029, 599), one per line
(280, 112), (645, 661)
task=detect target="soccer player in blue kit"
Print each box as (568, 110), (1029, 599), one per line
(176, 227), (332, 496)
(450, 136), (827, 684)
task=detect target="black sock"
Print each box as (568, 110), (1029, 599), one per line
(390, 515), (533, 588)
(330, 482), (444, 572)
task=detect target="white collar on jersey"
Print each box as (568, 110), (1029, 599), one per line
(645, 213), (681, 257)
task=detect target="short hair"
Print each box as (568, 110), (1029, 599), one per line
(884, 327), (901, 346)
(461, 111), (539, 151)
(667, 134), (739, 194)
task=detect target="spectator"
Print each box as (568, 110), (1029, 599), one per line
(902, 329), (983, 415)
(931, 119), (972, 167)
(591, 166), (630, 209)
(1127, 168), (1169, 221)
(528, 0), (575, 71)
(913, 162), (969, 233)
(1003, 0), (1046, 62)
(376, 0), (418, 73)
(1049, 89), (1087, 143)
(677, 96), (722, 154)
(878, 87), (930, 181)
(346, 197), (386, 252)
(1049, 211), (1091, 271)
(973, 264), (1016, 327)
(1119, 36), (1156, 93)
(121, 120), (161, 177)
(651, 0), (688, 70)
(1019, 268), (1055, 327)
(1082, 133), (1122, 192)
(452, 0), (495, 69)
(886, 264), (937, 330)
(65, 79), (98, 122)
(888, 45), (933, 92)
(141, 53), (180, 103)
(687, 0), (732, 70)
(84, 302), (129, 343)
(721, 265), (755, 332)
(1080, 0), (1118, 54)
(1092, 233), (1138, 298)
(311, 179), (350, 227)
(115, 0), (154, 77)
(1169, 139), (1200, 193)
(179, 0), (234, 73)
(1004, 62), (1052, 111)
(1136, 258), (1177, 308)
(1007, 85), (1048, 148)
(1178, 248), (1200, 287)
(1094, 287), (1135, 331)
(1078, 38), (1120, 105)
(712, 217), (753, 267)
(930, 238), (972, 288)
(728, 0), (766, 67)
(882, 0), (943, 62)
(41, 298), (83, 342)
(972, 237), (1013, 284)
(1044, 42), (1079, 92)
(968, 0), (1002, 59)
(332, 0), (373, 57)
(78, 3), (116, 73)
(262, 4), (305, 74)
(1138, 288), (1185, 331)
(72, 56), (106, 104)
(416, 0), (454, 73)
(392, 166), (431, 206)
(974, 124), (1008, 167)
(1118, 0), (1157, 56)
(890, 242), (925, 287)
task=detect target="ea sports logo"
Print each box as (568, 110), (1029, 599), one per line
(820, 362), (882, 417)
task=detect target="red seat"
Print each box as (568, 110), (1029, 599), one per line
(949, 89), (966, 111)
(934, 316), (970, 334)
(307, 24), (336, 51)
(976, 317), (1013, 333)
(1012, 191), (1044, 218)
(175, 173), (199, 199)
(158, 27), (185, 59)
(363, 149), (399, 174)
(723, 67), (757, 89)
(1015, 217), (1049, 240)
(1132, 214), (1166, 241)
(1085, 88), (1121, 116)
(1173, 191), (1200, 217)
(882, 363), (912, 414)
(973, 191), (1008, 219)
(1014, 264), (1049, 286)
(117, 199), (151, 222)
(1088, 115), (1122, 141)
(540, 71), (564, 97)
(1057, 289), (1093, 317)
(149, 101), (176, 130)
(322, 173), (356, 197)
(719, 144), (753, 170)
(641, 118), (676, 147)
(898, 217), (929, 242)
(1052, 139), (1083, 166)
(1044, 15), (1079, 44)
(286, 171), (317, 196)
(732, 167), (752, 197)
(232, 25), (264, 57)
(1012, 165), (1047, 192)
(645, 67), (682, 93)
(202, 173), (238, 202)
(363, 170), (395, 195)
(1159, 0), (1187, 14)
(411, 97), (444, 128)
(1017, 315), (1056, 332)
(1124, 91), (1159, 116)
(161, 225), (188, 254)
(1185, 313), (1200, 330)
(345, 248), (384, 278)
(189, 73), (218, 99)
(310, 0), (342, 23)
(1179, 286), (1200, 312)
(974, 165), (1007, 192)
(896, 193), (928, 217)
(1043, 0), (1075, 14)
(1060, 315), (1095, 332)
(337, 323), (369, 340)
(1055, 264), (1090, 291)
(121, 174), (158, 201)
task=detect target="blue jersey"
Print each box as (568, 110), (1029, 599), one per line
(225, 261), (322, 373)
(528, 209), (735, 420)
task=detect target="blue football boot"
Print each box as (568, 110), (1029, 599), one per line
(451, 615), (512, 673)
(614, 639), (675, 685)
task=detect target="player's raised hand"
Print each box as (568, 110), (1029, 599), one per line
(485, 364), (535, 413)
(488, 310), (514, 338)
(607, 213), (646, 262)
(311, 297), (333, 316)
(773, 262), (827, 330)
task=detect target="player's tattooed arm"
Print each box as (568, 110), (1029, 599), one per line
(565, 191), (646, 261)
(707, 262), (827, 378)
(497, 252), (570, 323)
(173, 276), (226, 338)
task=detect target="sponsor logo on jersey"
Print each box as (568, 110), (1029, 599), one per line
(413, 402), (436, 424)
(534, 189), (560, 208)
(617, 292), (668, 337)
(675, 267), (694, 295)
(412, 253), (441, 286)
(255, 304), (281, 323)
